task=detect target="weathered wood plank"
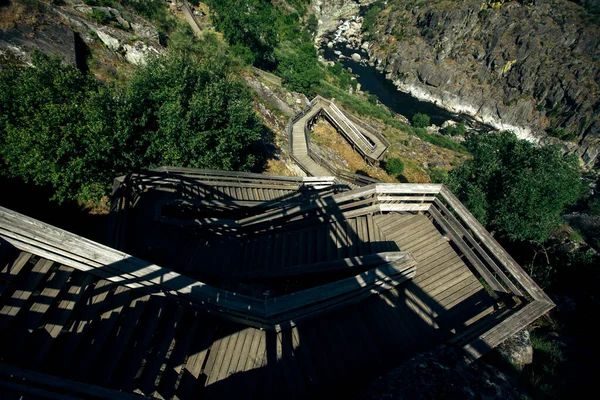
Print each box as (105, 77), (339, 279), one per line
(0, 251), (32, 297)
(432, 198), (523, 296)
(462, 300), (553, 360)
(95, 294), (150, 387)
(428, 206), (507, 294)
(0, 258), (53, 325)
(155, 310), (201, 400)
(3, 265), (73, 360)
(440, 188), (550, 302)
(137, 304), (186, 396)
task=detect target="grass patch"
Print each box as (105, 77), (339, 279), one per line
(521, 330), (566, 399)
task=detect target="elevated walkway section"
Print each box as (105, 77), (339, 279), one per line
(289, 96), (389, 185)
(0, 169), (554, 399)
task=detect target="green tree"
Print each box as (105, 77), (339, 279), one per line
(276, 43), (324, 95)
(0, 48), (266, 203)
(412, 113), (430, 128)
(0, 52), (117, 202)
(440, 122), (466, 136)
(206, 0), (278, 69)
(446, 132), (585, 243)
(385, 157), (405, 176)
(117, 52), (263, 172)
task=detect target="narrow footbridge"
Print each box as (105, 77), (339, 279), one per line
(289, 96), (390, 185)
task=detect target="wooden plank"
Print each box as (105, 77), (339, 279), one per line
(2, 265), (73, 360)
(432, 199), (523, 296)
(463, 300), (553, 360)
(440, 188), (550, 302)
(346, 218), (357, 258)
(387, 216), (433, 242)
(429, 206), (507, 294)
(0, 251), (32, 297)
(74, 285), (132, 381)
(111, 296), (165, 390)
(175, 322), (218, 399)
(440, 281), (485, 311)
(237, 251), (409, 280)
(155, 310), (202, 400)
(266, 261), (416, 320)
(280, 232), (291, 268)
(229, 327), (254, 375)
(413, 252), (462, 283)
(0, 258), (53, 325)
(94, 294), (150, 387)
(243, 329), (262, 372)
(0, 363), (147, 400)
(418, 259), (468, 291)
(306, 228), (316, 264)
(217, 329), (247, 383)
(277, 330), (308, 399)
(33, 272), (96, 371)
(137, 304), (186, 396)
(425, 270), (475, 299)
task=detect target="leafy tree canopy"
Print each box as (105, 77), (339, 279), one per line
(412, 113), (430, 128)
(0, 48), (265, 203)
(446, 132), (585, 243)
(275, 43), (324, 96)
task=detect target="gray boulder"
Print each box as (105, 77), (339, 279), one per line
(495, 329), (533, 369)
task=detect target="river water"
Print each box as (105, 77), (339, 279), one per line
(321, 44), (491, 131)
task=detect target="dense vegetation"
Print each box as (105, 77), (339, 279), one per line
(205, 0), (324, 94)
(0, 35), (266, 203)
(446, 132), (584, 244)
(384, 157), (405, 176)
(411, 113), (430, 128)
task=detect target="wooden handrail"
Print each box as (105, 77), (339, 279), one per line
(0, 206), (417, 330)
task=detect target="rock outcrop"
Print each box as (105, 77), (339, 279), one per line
(357, 346), (530, 400)
(495, 329), (534, 369)
(311, 0), (375, 37)
(317, 0), (600, 168)
(1, 2), (162, 70)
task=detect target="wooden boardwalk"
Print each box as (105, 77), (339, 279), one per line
(290, 96), (389, 178)
(0, 170), (554, 399)
(0, 213), (492, 399)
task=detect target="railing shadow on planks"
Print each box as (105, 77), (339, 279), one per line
(0, 170), (554, 398)
(108, 169), (554, 360)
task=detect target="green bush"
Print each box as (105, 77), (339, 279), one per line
(385, 157), (405, 175)
(546, 127), (577, 142)
(89, 8), (114, 25)
(276, 43), (324, 95)
(412, 113), (430, 128)
(429, 168), (448, 183)
(0, 49), (265, 203)
(440, 123), (466, 136)
(446, 132), (585, 243)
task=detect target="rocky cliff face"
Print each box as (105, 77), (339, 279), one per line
(311, 0), (375, 36)
(319, 0), (600, 168)
(0, 1), (162, 76)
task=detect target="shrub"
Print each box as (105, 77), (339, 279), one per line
(446, 132), (585, 243)
(429, 168), (448, 183)
(385, 157), (405, 175)
(0, 50), (265, 203)
(412, 113), (430, 128)
(440, 123), (466, 136)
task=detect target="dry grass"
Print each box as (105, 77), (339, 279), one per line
(309, 118), (467, 183)
(79, 196), (110, 215)
(310, 120), (396, 182)
(264, 158), (299, 177)
(0, 2), (42, 31)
